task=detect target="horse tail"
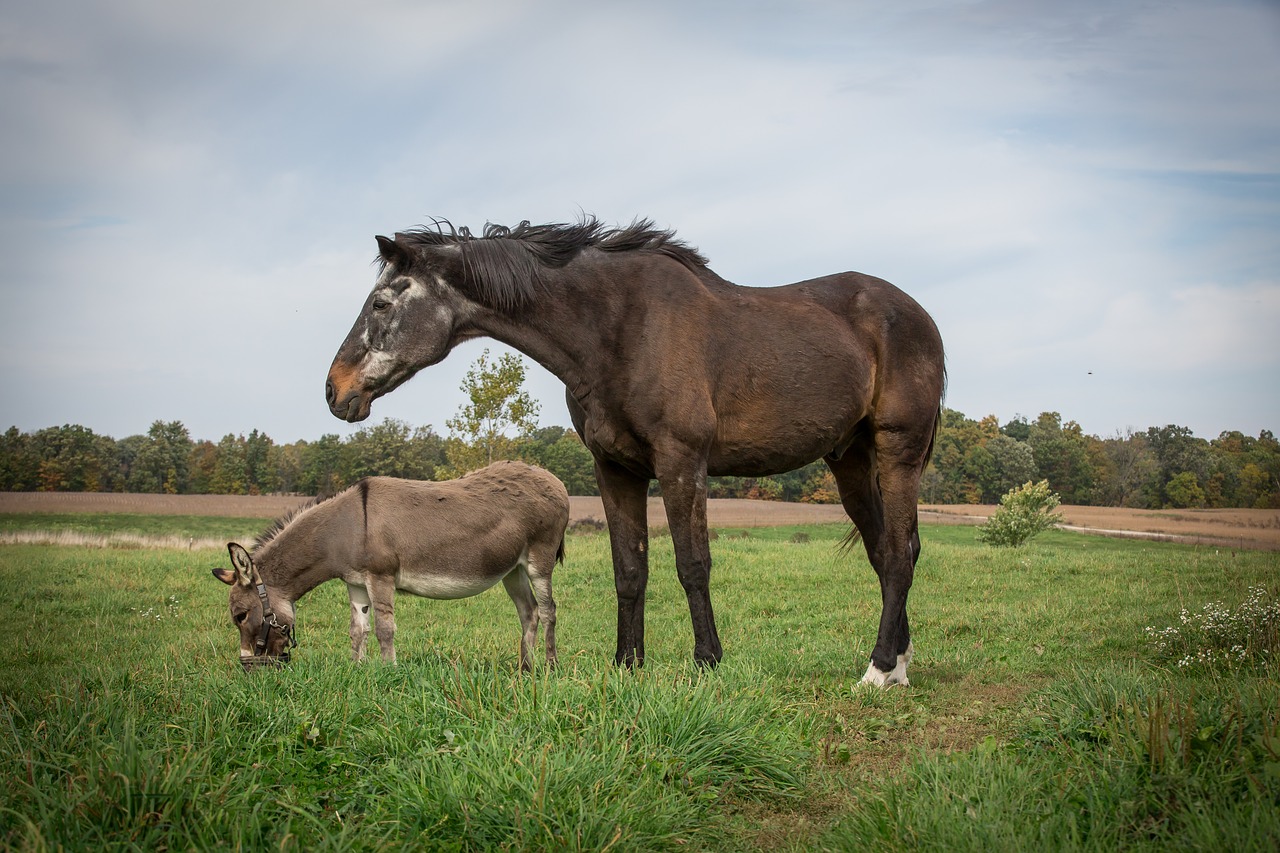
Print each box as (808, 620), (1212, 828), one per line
(921, 362), (947, 473)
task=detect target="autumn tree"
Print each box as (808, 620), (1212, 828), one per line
(31, 424), (111, 492)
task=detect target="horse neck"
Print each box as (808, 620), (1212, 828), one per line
(473, 254), (689, 400)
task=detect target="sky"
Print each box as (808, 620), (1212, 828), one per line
(2, 0), (1278, 446)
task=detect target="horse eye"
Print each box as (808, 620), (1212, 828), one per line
(372, 299), (391, 311)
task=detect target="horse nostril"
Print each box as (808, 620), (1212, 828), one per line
(325, 378), (336, 407)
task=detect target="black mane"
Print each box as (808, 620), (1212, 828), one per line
(388, 217), (709, 314)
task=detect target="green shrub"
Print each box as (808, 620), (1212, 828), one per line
(976, 479), (1064, 547)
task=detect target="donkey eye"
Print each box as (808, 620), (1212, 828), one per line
(233, 612), (248, 625)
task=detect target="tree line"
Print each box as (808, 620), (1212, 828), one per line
(2, 409), (1277, 509)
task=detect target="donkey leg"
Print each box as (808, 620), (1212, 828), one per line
(657, 460), (722, 668)
(502, 565), (539, 672)
(365, 574), (398, 663)
(345, 582), (372, 662)
(596, 459), (651, 668)
(527, 546), (559, 667)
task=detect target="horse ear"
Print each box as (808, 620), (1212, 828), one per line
(376, 235), (409, 268)
(212, 567), (236, 585)
(227, 543), (255, 587)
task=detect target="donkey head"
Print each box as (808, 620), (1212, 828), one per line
(326, 235), (475, 422)
(211, 542), (295, 669)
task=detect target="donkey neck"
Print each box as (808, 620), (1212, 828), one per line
(252, 527), (344, 617)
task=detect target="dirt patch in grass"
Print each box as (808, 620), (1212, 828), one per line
(740, 675), (1043, 850)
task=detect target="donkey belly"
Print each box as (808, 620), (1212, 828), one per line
(393, 550), (524, 600)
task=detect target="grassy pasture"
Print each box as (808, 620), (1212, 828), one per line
(1, 514), (1277, 851)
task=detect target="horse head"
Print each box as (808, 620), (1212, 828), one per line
(326, 235), (475, 422)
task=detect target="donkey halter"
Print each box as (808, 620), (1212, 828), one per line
(244, 580), (297, 671)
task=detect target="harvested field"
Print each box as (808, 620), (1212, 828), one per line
(2, 492), (1277, 550)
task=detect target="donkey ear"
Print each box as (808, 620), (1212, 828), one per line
(227, 542), (255, 587)
(211, 567), (236, 586)
(376, 234), (409, 268)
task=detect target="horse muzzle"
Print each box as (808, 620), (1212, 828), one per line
(326, 378), (370, 422)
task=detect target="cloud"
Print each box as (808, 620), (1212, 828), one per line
(1, 0), (1277, 444)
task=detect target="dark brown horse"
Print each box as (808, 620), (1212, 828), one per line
(326, 219), (944, 686)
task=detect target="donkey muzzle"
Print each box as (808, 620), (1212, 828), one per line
(240, 652), (290, 673)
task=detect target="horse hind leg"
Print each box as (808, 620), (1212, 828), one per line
(502, 562), (540, 672)
(826, 437), (918, 687)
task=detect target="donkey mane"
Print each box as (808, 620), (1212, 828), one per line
(388, 217), (710, 314)
(251, 486), (350, 553)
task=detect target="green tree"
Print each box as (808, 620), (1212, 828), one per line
(187, 440), (219, 494)
(982, 434), (1037, 502)
(346, 418), (443, 482)
(1146, 425), (1211, 508)
(1027, 412), (1094, 505)
(445, 349), (540, 474)
(297, 434), (347, 496)
(0, 427), (39, 490)
(244, 429), (277, 495)
(31, 424), (111, 491)
(210, 434), (249, 494)
(1208, 429), (1280, 509)
(129, 421), (193, 494)
(1165, 471), (1207, 508)
(525, 427), (597, 495)
(922, 408), (995, 503)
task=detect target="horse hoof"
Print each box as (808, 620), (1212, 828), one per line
(859, 654), (911, 688)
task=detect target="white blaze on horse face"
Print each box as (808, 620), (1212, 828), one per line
(363, 348), (397, 378)
(359, 274), (434, 378)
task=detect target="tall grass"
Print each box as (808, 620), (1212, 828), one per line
(1, 519), (1277, 850)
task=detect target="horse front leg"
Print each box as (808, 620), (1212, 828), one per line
(595, 459), (650, 668)
(345, 582), (372, 662)
(657, 459), (722, 668)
